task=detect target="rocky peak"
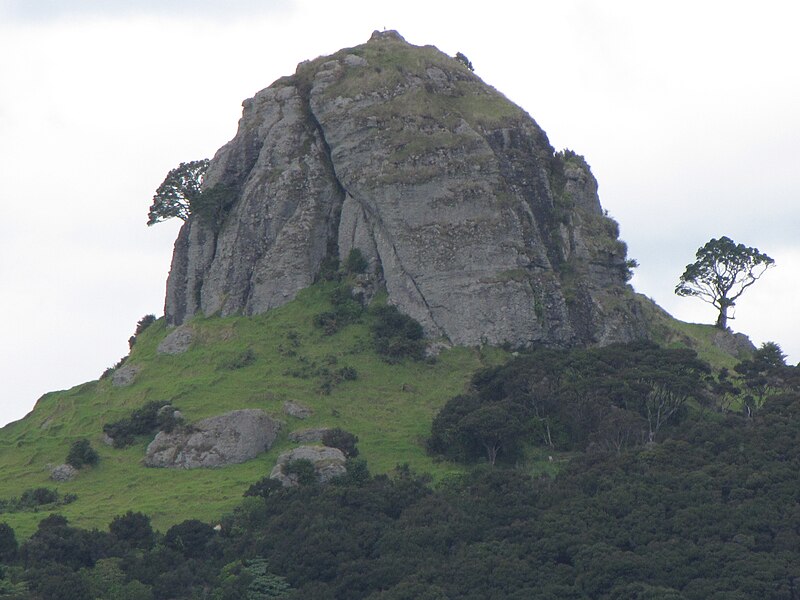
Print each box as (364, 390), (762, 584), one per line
(164, 32), (647, 348)
(369, 29), (406, 42)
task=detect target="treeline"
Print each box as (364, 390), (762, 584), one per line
(1, 342), (798, 599)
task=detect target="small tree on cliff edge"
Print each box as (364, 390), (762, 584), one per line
(147, 159), (209, 225)
(675, 236), (774, 330)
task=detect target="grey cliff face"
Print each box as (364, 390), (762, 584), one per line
(165, 31), (647, 348)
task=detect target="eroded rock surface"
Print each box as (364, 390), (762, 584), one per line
(112, 364), (141, 387)
(144, 409), (279, 469)
(157, 325), (194, 355)
(50, 464), (78, 482)
(283, 401), (313, 420)
(270, 446), (347, 487)
(288, 427), (331, 443)
(165, 30), (647, 348)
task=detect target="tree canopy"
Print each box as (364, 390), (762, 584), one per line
(675, 236), (774, 329)
(147, 159), (209, 225)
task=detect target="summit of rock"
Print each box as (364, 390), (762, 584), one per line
(164, 32), (648, 348)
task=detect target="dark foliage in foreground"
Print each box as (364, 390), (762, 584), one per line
(429, 342), (710, 464)
(2, 344), (799, 599)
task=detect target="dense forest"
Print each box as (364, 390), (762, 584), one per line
(0, 341), (798, 599)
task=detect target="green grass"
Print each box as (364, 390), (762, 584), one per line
(0, 279), (751, 540)
(0, 283), (497, 538)
(635, 293), (751, 370)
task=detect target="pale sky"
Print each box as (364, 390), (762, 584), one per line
(1, 0), (798, 426)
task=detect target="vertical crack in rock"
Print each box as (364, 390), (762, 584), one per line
(164, 31), (649, 348)
(299, 96), (348, 286)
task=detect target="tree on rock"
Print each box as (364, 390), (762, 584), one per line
(675, 236), (774, 329)
(147, 159), (209, 225)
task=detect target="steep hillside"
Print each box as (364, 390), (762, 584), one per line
(0, 289), (751, 540)
(0, 32), (757, 544)
(0, 284), (505, 538)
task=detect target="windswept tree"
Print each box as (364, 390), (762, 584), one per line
(147, 159), (209, 225)
(675, 236), (774, 329)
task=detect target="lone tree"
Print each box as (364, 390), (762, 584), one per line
(147, 159), (209, 225)
(675, 236), (774, 330)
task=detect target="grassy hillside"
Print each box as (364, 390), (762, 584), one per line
(634, 293), (753, 370)
(0, 283), (504, 538)
(0, 281), (752, 540)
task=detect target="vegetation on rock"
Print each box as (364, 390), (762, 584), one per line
(147, 160), (208, 225)
(103, 400), (177, 448)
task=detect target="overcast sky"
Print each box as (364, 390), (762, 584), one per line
(1, 0), (798, 426)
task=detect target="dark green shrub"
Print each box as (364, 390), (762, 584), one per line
(19, 488), (59, 508)
(25, 563), (92, 600)
(66, 438), (99, 469)
(109, 511), (155, 550)
(103, 401), (175, 448)
(455, 51), (474, 71)
(337, 457), (370, 486)
(190, 183), (236, 233)
(314, 282), (365, 335)
(156, 406), (183, 433)
(283, 459), (317, 486)
(313, 311), (341, 336)
(322, 428), (359, 458)
(343, 248), (369, 274)
(370, 305), (426, 363)
(164, 519), (216, 559)
(219, 348), (257, 370)
(337, 366), (358, 381)
(0, 523), (17, 562)
(244, 477), (284, 500)
(128, 314), (157, 350)
(317, 365), (359, 395)
(135, 314), (157, 335)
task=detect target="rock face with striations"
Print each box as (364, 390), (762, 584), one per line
(144, 409), (280, 469)
(165, 31), (647, 348)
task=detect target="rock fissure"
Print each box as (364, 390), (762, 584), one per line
(164, 32), (648, 348)
(299, 83), (349, 275)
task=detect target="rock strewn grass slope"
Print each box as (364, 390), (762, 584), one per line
(0, 284), (501, 538)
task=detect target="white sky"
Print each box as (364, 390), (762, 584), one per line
(1, 0), (798, 426)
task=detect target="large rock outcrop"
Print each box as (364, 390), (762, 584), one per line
(270, 446), (348, 487)
(165, 30), (647, 348)
(144, 409), (280, 469)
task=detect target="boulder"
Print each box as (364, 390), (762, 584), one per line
(283, 401), (313, 419)
(50, 464), (78, 482)
(288, 427), (331, 443)
(270, 446), (347, 486)
(112, 364), (140, 387)
(157, 325), (194, 355)
(144, 409), (279, 469)
(712, 330), (756, 358)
